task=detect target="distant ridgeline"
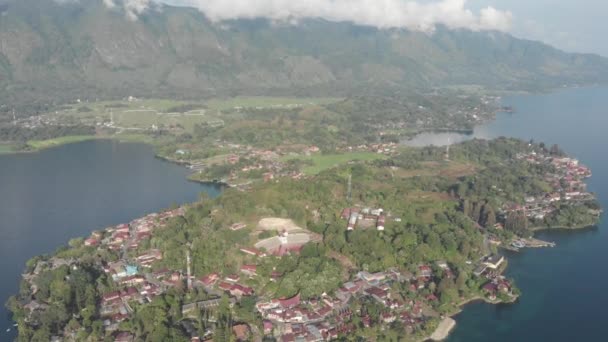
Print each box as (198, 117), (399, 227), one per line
(2, 0), (608, 117)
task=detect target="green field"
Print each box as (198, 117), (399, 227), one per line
(205, 96), (342, 111)
(28, 135), (97, 150)
(54, 97), (341, 133)
(285, 152), (388, 175)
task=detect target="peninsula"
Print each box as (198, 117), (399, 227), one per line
(6, 138), (600, 342)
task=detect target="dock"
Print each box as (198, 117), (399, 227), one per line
(521, 238), (556, 248)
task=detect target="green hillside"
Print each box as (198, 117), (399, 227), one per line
(1, 0), (608, 118)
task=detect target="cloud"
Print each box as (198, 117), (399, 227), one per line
(167, 0), (512, 32)
(96, 0), (153, 20)
(122, 0), (153, 20)
(102, 0), (116, 8)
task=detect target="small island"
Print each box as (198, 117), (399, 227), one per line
(6, 138), (599, 342)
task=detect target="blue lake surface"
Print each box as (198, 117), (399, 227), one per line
(0, 140), (222, 338)
(415, 87), (608, 342)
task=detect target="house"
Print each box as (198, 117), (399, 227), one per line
(484, 255), (505, 269)
(84, 237), (100, 247)
(376, 215), (386, 231)
(120, 287), (140, 301)
(200, 273), (219, 287)
(218, 281), (233, 292)
(473, 264), (488, 277)
(240, 265), (257, 277)
(230, 284), (254, 297)
(263, 320), (273, 334)
(263, 172), (274, 182)
(227, 155), (240, 165)
(347, 212), (358, 230)
(120, 275), (145, 286)
(482, 283), (498, 300)
(282, 333), (296, 342)
(232, 324), (250, 341)
(102, 291), (121, 304)
(279, 293), (301, 309)
(239, 247), (266, 257)
(418, 265), (432, 278)
(270, 271), (283, 281)
(114, 332), (134, 342)
(225, 274), (240, 283)
(357, 271), (386, 283)
(340, 208), (352, 220)
(382, 312), (397, 323)
(436, 261), (449, 270)
(366, 287), (389, 305)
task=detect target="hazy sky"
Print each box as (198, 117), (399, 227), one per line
(153, 0), (608, 56)
(467, 0), (608, 56)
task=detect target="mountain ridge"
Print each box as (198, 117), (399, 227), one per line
(1, 0), (608, 116)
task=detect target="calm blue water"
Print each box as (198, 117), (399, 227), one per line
(0, 140), (222, 338)
(440, 87), (608, 342)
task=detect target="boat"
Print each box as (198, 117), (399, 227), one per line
(6, 328), (10, 332)
(511, 240), (525, 249)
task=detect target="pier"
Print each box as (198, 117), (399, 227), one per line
(522, 237), (556, 248)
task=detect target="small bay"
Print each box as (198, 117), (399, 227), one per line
(0, 140), (222, 337)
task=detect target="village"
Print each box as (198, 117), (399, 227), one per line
(175, 141), (399, 189)
(17, 198), (522, 342)
(513, 152), (593, 218)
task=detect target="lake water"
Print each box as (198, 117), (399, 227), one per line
(2, 87), (607, 341)
(406, 87), (608, 342)
(0, 140), (222, 338)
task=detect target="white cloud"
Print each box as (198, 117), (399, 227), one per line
(102, 0), (116, 8)
(103, 0), (116, 8)
(98, 0), (153, 20)
(123, 0), (153, 20)
(59, 0), (511, 31)
(168, 0), (512, 32)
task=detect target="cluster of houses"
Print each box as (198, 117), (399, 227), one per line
(505, 153), (595, 220)
(192, 270), (256, 299)
(84, 208), (187, 334)
(341, 207), (386, 231)
(255, 291), (357, 341)
(339, 142), (399, 155)
(85, 208), (185, 251)
(481, 276), (513, 301)
(255, 265), (466, 341)
(206, 144), (315, 185)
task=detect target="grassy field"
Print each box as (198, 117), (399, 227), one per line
(55, 97), (341, 133)
(285, 152), (388, 175)
(205, 96), (342, 111)
(28, 135), (98, 150)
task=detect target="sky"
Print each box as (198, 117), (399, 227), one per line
(116, 0), (608, 56)
(467, 0), (608, 56)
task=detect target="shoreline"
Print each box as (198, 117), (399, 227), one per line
(530, 224), (598, 232)
(423, 294), (519, 341)
(3, 104), (602, 341)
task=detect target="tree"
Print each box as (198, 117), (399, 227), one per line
(483, 206), (496, 228)
(456, 271), (468, 291)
